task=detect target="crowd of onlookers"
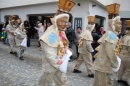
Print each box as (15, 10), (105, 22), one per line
(0, 21), (9, 45)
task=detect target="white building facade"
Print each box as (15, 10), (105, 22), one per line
(0, 0), (109, 31)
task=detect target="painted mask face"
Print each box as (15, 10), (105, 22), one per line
(16, 19), (22, 25)
(56, 17), (68, 31)
(114, 21), (122, 32)
(21, 25), (25, 31)
(10, 20), (15, 25)
(87, 23), (95, 32)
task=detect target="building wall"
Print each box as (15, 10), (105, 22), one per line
(88, 1), (108, 30)
(0, 0), (90, 30)
(97, 0), (113, 5)
(71, 0), (90, 30)
(1, 2), (57, 21)
(0, 10), (1, 23)
(0, 0), (109, 9)
(0, 0), (108, 31)
(0, 0), (58, 9)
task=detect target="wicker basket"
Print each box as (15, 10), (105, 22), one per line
(64, 0), (75, 12)
(126, 20), (130, 26)
(58, 0), (67, 10)
(106, 3), (120, 14)
(87, 16), (95, 22)
(9, 15), (15, 20)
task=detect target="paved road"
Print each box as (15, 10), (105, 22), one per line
(0, 43), (129, 86)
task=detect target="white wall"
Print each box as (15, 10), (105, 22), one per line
(88, 1), (108, 30)
(1, 3), (58, 21)
(97, 0), (113, 6)
(1, 0), (90, 31)
(0, 0), (58, 9)
(71, 0), (89, 30)
(0, 0), (108, 31)
(0, 10), (1, 22)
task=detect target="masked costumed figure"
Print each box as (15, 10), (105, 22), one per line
(6, 15), (17, 55)
(117, 20), (130, 86)
(73, 16), (95, 78)
(38, 0), (75, 86)
(92, 3), (122, 86)
(14, 18), (26, 60)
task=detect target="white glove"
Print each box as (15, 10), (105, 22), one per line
(91, 49), (94, 53)
(59, 49), (72, 73)
(112, 56), (121, 72)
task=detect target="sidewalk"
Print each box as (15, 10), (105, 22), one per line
(0, 42), (42, 61)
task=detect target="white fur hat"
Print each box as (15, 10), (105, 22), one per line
(20, 23), (24, 29)
(108, 16), (121, 32)
(113, 16), (121, 22)
(54, 13), (69, 22)
(38, 23), (42, 26)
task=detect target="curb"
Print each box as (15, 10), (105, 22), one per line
(0, 43), (42, 61)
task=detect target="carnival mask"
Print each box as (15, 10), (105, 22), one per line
(10, 20), (15, 25)
(112, 16), (122, 32)
(22, 25), (25, 31)
(16, 18), (22, 25)
(87, 23), (95, 32)
(114, 21), (122, 32)
(56, 17), (68, 31)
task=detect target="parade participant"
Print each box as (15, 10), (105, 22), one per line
(73, 16), (95, 78)
(38, 0), (75, 86)
(14, 18), (26, 60)
(92, 3), (122, 86)
(117, 20), (130, 86)
(6, 15), (17, 55)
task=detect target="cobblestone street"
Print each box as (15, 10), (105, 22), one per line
(0, 43), (129, 86)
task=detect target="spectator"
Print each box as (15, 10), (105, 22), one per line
(2, 21), (9, 44)
(75, 27), (82, 58)
(0, 23), (4, 41)
(47, 22), (51, 28)
(91, 28), (99, 61)
(65, 22), (75, 48)
(24, 20), (31, 47)
(98, 25), (105, 38)
(65, 22), (77, 60)
(45, 22), (51, 31)
(34, 23), (44, 51)
(1, 27), (6, 44)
